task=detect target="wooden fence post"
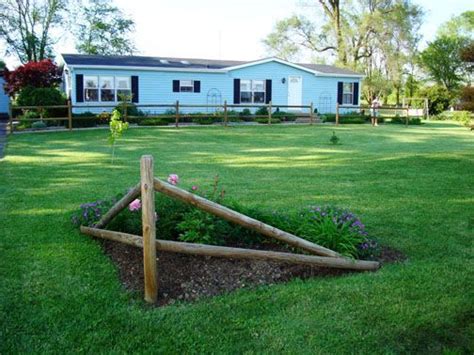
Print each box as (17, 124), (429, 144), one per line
(223, 100), (228, 127)
(140, 155), (158, 303)
(336, 102), (340, 126)
(175, 100), (180, 128)
(424, 98), (429, 120)
(310, 102), (314, 125)
(67, 99), (72, 131)
(8, 102), (13, 134)
(268, 101), (272, 125)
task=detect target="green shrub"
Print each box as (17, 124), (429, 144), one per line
(239, 108), (253, 121)
(389, 116), (422, 125)
(451, 111), (472, 126)
(72, 111), (97, 128)
(418, 85), (455, 115)
(114, 103), (145, 118)
(322, 114), (369, 124)
(239, 108), (251, 116)
(177, 210), (227, 245)
(330, 131), (340, 145)
(192, 116), (215, 125)
(273, 110), (297, 121)
(294, 206), (376, 258)
(31, 121), (47, 130)
(255, 118), (281, 124)
(137, 117), (170, 126)
(255, 106), (269, 116)
(16, 86), (67, 118)
(432, 112), (450, 120)
(16, 86), (65, 106)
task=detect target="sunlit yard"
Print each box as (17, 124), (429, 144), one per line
(1, 122), (473, 353)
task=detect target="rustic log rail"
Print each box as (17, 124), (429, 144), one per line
(8, 101), (316, 134)
(81, 226), (380, 271)
(80, 155), (380, 303)
(153, 177), (339, 257)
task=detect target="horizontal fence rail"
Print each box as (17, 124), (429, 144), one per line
(8, 99), (426, 133)
(8, 100), (318, 133)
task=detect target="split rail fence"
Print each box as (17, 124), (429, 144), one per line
(80, 155), (380, 303)
(7, 100), (317, 134)
(336, 103), (429, 126)
(8, 100), (425, 134)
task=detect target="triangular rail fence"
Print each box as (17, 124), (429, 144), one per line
(80, 155), (380, 303)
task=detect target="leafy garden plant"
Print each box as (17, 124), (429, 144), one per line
(72, 177), (381, 260)
(108, 109), (129, 164)
(330, 131), (340, 145)
(294, 206), (379, 258)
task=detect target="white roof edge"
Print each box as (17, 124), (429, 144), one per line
(225, 57), (319, 75)
(225, 57), (364, 78)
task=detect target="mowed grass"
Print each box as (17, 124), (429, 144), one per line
(0, 122), (473, 353)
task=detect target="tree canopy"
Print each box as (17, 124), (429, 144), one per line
(0, 0), (69, 63)
(420, 36), (468, 91)
(74, 0), (136, 56)
(263, 0), (423, 104)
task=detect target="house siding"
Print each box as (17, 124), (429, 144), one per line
(69, 61), (361, 114)
(0, 77), (9, 115)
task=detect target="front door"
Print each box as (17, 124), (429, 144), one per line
(288, 75), (302, 109)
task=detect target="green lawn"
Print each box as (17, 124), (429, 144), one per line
(1, 122), (473, 353)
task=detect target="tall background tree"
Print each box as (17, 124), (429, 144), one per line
(419, 36), (467, 91)
(263, 0), (423, 105)
(0, 0), (69, 63)
(74, 0), (136, 56)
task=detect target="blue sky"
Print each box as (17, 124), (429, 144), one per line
(2, 0), (473, 67)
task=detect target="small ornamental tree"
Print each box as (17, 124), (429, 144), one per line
(3, 59), (61, 96)
(109, 109), (129, 164)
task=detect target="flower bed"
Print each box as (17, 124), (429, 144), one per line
(72, 174), (404, 304)
(73, 175), (382, 259)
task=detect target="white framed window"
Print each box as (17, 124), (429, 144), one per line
(240, 79), (265, 103)
(179, 80), (194, 92)
(84, 76), (99, 102)
(100, 76), (115, 102)
(83, 76), (132, 103)
(240, 80), (252, 103)
(343, 83), (354, 105)
(116, 77), (131, 100)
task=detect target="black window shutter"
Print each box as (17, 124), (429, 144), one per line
(194, 80), (201, 93)
(173, 80), (180, 92)
(76, 74), (84, 102)
(131, 76), (139, 103)
(265, 79), (272, 103)
(233, 79), (240, 104)
(353, 82), (359, 105)
(337, 82), (343, 105)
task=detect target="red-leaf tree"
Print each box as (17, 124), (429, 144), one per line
(3, 59), (62, 96)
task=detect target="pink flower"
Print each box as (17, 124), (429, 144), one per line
(191, 185), (198, 191)
(167, 174), (179, 185)
(129, 198), (141, 211)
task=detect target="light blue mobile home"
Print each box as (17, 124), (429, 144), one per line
(0, 74), (9, 118)
(59, 54), (363, 114)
